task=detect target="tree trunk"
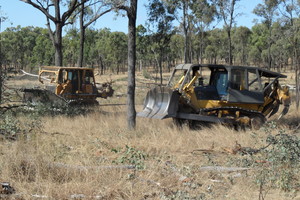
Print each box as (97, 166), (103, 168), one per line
(268, 28), (272, 70)
(296, 68), (299, 109)
(20, 0), (87, 67)
(78, 3), (85, 67)
(199, 30), (204, 64)
(242, 43), (245, 65)
(228, 30), (232, 65)
(126, 0), (137, 130)
(183, 2), (190, 64)
(296, 47), (299, 109)
(159, 49), (163, 85)
(98, 55), (104, 75)
(0, 62), (2, 104)
(54, 23), (63, 66)
(0, 18), (2, 103)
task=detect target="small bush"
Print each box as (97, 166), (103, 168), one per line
(256, 124), (300, 192)
(0, 114), (21, 140)
(113, 145), (147, 170)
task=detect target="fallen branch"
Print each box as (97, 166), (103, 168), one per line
(20, 70), (50, 81)
(223, 141), (272, 155)
(199, 166), (250, 173)
(191, 143), (216, 154)
(191, 149), (216, 154)
(49, 162), (136, 171)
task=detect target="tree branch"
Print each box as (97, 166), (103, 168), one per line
(115, 4), (130, 13)
(19, 0), (56, 22)
(84, 8), (113, 28)
(46, 17), (55, 44)
(62, 0), (90, 23)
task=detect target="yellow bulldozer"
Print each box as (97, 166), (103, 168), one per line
(138, 64), (290, 129)
(23, 66), (113, 105)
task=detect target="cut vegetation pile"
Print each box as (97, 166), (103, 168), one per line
(0, 72), (299, 200)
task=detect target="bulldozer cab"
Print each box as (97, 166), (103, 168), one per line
(23, 66), (114, 106)
(39, 66), (97, 97)
(168, 64), (286, 104)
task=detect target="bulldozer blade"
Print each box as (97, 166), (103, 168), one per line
(138, 86), (180, 119)
(23, 88), (68, 106)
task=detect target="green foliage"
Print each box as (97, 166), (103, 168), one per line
(256, 123), (300, 192)
(32, 30), (54, 67)
(1, 26), (54, 71)
(1, 0), (300, 71)
(27, 103), (90, 117)
(113, 145), (147, 170)
(142, 69), (151, 79)
(107, 32), (127, 73)
(0, 114), (21, 140)
(0, 111), (42, 140)
(63, 28), (80, 66)
(262, 134), (300, 191)
(233, 26), (252, 64)
(146, 0), (175, 54)
(170, 34), (184, 61)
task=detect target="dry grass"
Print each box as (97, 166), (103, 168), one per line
(0, 71), (299, 199)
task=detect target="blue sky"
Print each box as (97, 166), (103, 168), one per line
(0, 0), (262, 33)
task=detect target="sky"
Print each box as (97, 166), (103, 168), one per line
(0, 0), (262, 33)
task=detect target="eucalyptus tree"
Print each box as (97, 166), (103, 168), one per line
(253, 0), (280, 69)
(20, 0), (88, 66)
(213, 0), (240, 65)
(0, 6), (7, 104)
(248, 23), (268, 66)
(267, 22), (287, 72)
(31, 28), (54, 67)
(83, 28), (100, 67)
(164, 0), (193, 63)
(107, 32), (127, 74)
(232, 26), (251, 65)
(136, 25), (149, 71)
(205, 28), (226, 64)
(63, 28), (80, 66)
(106, 0), (138, 130)
(170, 34), (184, 64)
(1, 26), (29, 69)
(277, 0), (300, 108)
(94, 28), (111, 74)
(74, 0), (112, 67)
(190, 0), (216, 64)
(147, 0), (175, 85)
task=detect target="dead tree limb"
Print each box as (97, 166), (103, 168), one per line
(49, 162), (136, 171)
(199, 166), (250, 173)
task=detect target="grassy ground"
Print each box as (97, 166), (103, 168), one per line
(0, 71), (299, 199)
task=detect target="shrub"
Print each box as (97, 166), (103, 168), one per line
(113, 145), (147, 170)
(256, 124), (300, 192)
(0, 114), (21, 140)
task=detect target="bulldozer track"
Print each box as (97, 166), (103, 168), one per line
(199, 106), (265, 118)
